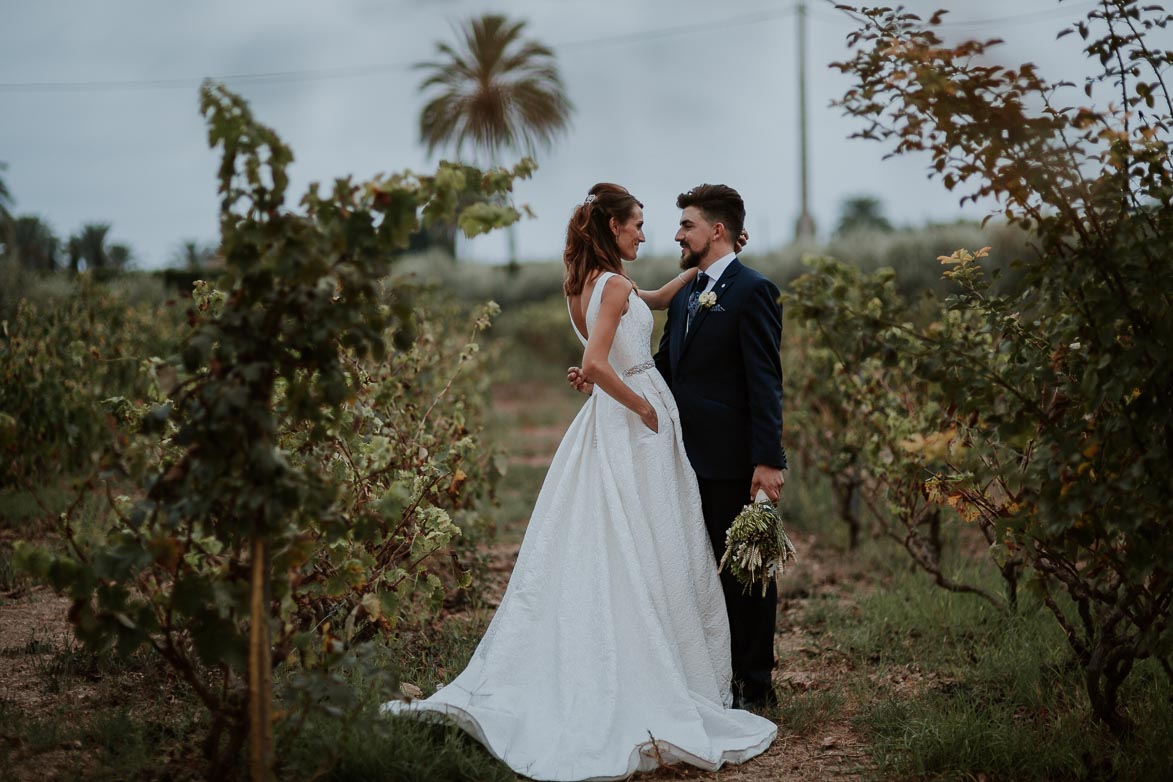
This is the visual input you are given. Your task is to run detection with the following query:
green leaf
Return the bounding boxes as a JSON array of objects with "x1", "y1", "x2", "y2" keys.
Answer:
[
  {"x1": 457, "y1": 203, "x2": 520, "y2": 238},
  {"x1": 172, "y1": 575, "x2": 212, "y2": 617}
]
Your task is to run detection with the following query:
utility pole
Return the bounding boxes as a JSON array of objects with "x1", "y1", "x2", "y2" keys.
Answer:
[{"x1": 794, "y1": 0, "x2": 817, "y2": 243}]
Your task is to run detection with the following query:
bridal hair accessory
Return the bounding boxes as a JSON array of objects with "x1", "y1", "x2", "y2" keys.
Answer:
[
  {"x1": 719, "y1": 489, "x2": 797, "y2": 596},
  {"x1": 584, "y1": 194, "x2": 597, "y2": 204}
]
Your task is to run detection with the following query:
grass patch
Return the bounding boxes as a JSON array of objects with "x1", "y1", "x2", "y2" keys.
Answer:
[
  {"x1": 490, "y1": 463, "x2": 549, "y2": 543},
  {"x1": 487, "y1": 296, "x2": 583, "y2": 385},
  {"x1": 279, "y1": 610, "x2": 515, "y2": 781},
  {"x1": 0, "y1": 485, "x2": 72, "y2": 529},
  {"x1": 287, "y1": 710, "x2": 516, "y2": 782},
  {"x1": 387, "y1": 612, "x2": 492, "y2": 695},
  {"x1": 863, "y1": 691, "x2": 1086, "y2": 780},
  {"x1": 802, "y1": 540, "x2": 1173, "y2": 781},
  {"x1": 1, "y1": 605, "x2": 501, "y2": 781},
  {"x1": 0, "y1": 656, "x2": 204, "y2": 780},
  {"x1": 0, "y1": 702, "x2": 204, "y2": 780},
  {"x1": 484, "y1": 359, "x2": 583, "y2": 547},
  {"x1": 0, "y1": 544, "x2": 27, "y2": 594},
  {"x1": 862, "y1": 660, "x2": 1173, "y2": 782},
  {"x1": 80, "y1": 706, "x2": 203, "y2": 781},
  {"x1": 33, "y1": 636, "x2": 161, "y2": 694},
  {"x1": 774, "y1": 688, "x2": 847, "y2": 738},
  {"x1": 0, "y1": 700, "x2": 68, "y2": 754}
]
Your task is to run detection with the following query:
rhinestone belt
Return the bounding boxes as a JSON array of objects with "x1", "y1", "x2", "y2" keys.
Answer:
[{"x1": 622, "y1": 360, "x2": 656, "y2": 378}]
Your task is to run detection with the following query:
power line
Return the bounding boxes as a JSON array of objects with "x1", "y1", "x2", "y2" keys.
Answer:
[
  {"x1": 813, "y1": 0, "x2": 1102, "y2": 31},
  {"x1": 935, "y1": 0, "x2": 1101, "y2": 29},
  {"x1": 0, "y1": 63, "x2": 415, "y2": 93},
  {"x1": 0, "y1": 6, "x2": 799, "y2": 94},
  {"x1": 554, "y1": 7, "x2": 798, "y2": 51},
  {"x1": 0, "y1": 2, "x2": 1111, "y2": 95}
]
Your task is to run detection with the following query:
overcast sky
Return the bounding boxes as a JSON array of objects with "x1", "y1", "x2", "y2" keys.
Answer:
[{"x1": 2, "y1": 0, "x2": 1163, "y2": 268}]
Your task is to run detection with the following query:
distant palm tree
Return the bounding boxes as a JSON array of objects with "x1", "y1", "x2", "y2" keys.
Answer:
[
  {"x1": 108, "y1": 243, "x2": 133, "y2": 270},
  {"x1": 835, "y1": 195, "x2": 894, "y2": 236},
  {"x1": 69, "y1": 222, "x2": 112, "y2": 273},
  {"x1": 173, "y1": 239, "x2": 217, "y2": 271},
  {"x1": 9, "y1": 215, "x2": 60, "y2": 272},
  {"x1": 0, "y1": 163, "x2": 14, "y2": 250},
  {"x1": 416, "y1": 14, "x2": 573, "y2": 269}
]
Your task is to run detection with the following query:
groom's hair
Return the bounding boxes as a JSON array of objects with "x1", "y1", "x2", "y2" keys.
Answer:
[{"x1": 676, "y1": 184, "x2": 745, "y2": 243}]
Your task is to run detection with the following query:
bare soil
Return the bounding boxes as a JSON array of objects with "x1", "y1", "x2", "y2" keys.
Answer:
[
  {"x1": 0, "y1": 380, "x2": 891, "y2": 781},
  {"x1": 0, "y1": 533, "x2": 877, "y2": 782}
]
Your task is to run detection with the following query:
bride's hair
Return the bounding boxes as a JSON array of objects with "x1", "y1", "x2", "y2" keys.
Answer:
[{"x1": 563, "y1": 183, "x2": 643, "y2": 297}]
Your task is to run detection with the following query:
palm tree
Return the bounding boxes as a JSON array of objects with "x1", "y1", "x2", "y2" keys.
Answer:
[
  {"x1": 0, "y1": 162, "x2": 12, "y2": 222},
  {"x1": 0, "y1": 162, "x2": 14, "y2": 252},
  {"x1": 173, "y1": 239, "x2": 217, "y2": 271},
  {"x1": 835, "y1": 195, "x2": 894, "y2": 236},
  {"x1": 69, "y1": 222, "x2": 112, "y2": 273},
  {"x1": 108, "y1": 243, "x2": 133, "y2": 271},
  {"x1": 8, "y1": 215, "x2": 60, "y2": 272},
  {"x1": 416, "y1": 14, "x2": 573, "y2": 269}
]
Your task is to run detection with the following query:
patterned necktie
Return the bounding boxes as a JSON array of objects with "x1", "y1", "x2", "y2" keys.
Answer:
[{"x1": 686, "y1": 271, "x2": 710, "y2": 332}]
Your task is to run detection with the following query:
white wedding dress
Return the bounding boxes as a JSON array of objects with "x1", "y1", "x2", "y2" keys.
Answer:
[{"x1": 382, "y1": 272, "x2": 776, "y2": 781}]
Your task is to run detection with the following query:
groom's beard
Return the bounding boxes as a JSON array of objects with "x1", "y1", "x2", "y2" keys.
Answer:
[{"x1": 678, "y1": 239, "x2": 709, "y2": 270}]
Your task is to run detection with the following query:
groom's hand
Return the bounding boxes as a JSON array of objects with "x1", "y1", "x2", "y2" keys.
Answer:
[
  {"x1": 751, "y1": 464, "x2": 785, "y2": 503},
  {"x1": 567, "y1": 366, "x2": 594, "y2": 396}
]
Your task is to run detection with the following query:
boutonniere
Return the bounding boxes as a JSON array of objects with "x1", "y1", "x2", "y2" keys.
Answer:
[{"x1": 698, "y1": 291, "x2": 723, "y2": 311}]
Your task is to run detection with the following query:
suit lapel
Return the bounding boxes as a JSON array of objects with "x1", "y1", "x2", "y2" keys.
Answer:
[{"x1": 680, "y1": 259, "x2": 743, "y2": 357}]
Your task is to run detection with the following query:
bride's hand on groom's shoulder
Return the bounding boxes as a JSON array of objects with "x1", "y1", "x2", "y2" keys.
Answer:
[{"x1": 567, "y1": 366, "x2": 594, "y2": 396}]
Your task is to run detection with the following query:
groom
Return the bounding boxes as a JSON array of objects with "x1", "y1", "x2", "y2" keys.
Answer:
[
  {"x1": 572, "y1": 184, "x2": 787, "y2": 708},
  {"x1": 659, "y1": 184, "x2": 786, "y2": 709}
]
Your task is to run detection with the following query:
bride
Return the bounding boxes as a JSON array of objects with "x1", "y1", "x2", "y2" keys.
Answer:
[{"x1": 382, "y1": 183, "x2": 776, "y2": 781}]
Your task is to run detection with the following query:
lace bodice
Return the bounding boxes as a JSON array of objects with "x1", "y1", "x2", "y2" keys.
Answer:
[{"x1": 569, "y1": 271, "x2": 655, "y2": 375}]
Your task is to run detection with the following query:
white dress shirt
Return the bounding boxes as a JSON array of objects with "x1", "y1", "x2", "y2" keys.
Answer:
[{"x1": 697, "y1": 252, "x2": 737, "y2": 293}]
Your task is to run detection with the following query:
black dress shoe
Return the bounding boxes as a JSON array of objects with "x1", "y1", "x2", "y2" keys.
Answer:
[{"x1": 734, "y1": 690, "x2": 778, "y2": 712}]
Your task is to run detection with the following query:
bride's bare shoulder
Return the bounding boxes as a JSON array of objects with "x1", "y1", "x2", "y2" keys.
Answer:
[
  {"x1": 600, "y1": 272, "x2": 633, "y2": 293},
  {"x1": 596, "y1": 273, "x2": 634, "y2": 317}
]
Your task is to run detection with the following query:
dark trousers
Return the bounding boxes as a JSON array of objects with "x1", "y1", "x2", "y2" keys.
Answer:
[{"x1": 698, "y1": 476, "x2": 778, "y2": 703}]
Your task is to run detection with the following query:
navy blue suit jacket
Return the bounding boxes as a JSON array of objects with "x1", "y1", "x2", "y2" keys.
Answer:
[{"x1": 654, "y1": 259, "x2": 787, "y2": 481}]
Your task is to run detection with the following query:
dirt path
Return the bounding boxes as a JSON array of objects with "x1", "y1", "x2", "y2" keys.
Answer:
[
  {"x1": 1, "y1": 538, "x2": 873, "y2": 782},
  {"x1": 482, "y1": 380, "x2": 875, "y2": 780},
  {"x1": 469, "y1": 528, "x2": 874, "y2": 782},
  {"x1": 0, "y1": 587, "x2": 76, "y2": 711},
  {"x1": 0, "y1": 379, "x2": 879, "y2": 781}
]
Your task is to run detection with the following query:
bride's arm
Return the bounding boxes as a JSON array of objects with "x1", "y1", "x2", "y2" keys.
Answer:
[
  {"x1": 637, "y1": 267, "x2": 697, "y2": 311},
  {"x1": 583, "y1": 276, "x2": 659, "y2": 432}
]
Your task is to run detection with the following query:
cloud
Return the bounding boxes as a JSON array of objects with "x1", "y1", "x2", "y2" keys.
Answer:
[{"x1": 3, "y1": 0, "x2": 1161, "y2": 268}]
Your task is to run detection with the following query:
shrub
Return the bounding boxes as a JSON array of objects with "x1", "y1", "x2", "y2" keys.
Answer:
[
  {"x1": 825, "y1": 0, "x2": 1173, "y2": 736},
  {"x1": 15, "y1": 81, "x2": 532, "y2": 777}
]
